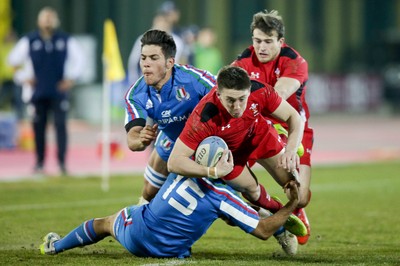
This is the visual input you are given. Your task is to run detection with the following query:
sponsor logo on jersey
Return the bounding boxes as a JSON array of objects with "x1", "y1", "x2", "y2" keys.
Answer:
[
  {"x1": 221, "y1": 124, "x2": 231, "y2": 131},
  {"x1": 175, "y1": 86, "x2": 190, "y2": 101},
  {"x1": 249, "y1": 103, "x2": 259, "y2": 116},
  {"x1": 161, "y1": 110, "x2": 171, "y2": 118},
  {"x1": 275, "y1": 68, "x2": 280, "y2": 79},
  {"x1": 157, "y1": 115, "x2": 189, "y2": 125},
  {"x1": 250, "y1": 72, "x2": 260, "y2": 79},
  {"x1": 145, "y1": 99, "x2": 153, "y2": 109}
]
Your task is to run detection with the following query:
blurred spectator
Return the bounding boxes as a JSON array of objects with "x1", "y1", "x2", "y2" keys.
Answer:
[
  {"x1": 180, "y1": 25, "x2": 199, "y2": 66},
  {"x1": 0, "y1": 30, "x2": 24, "y2": 120},
  {"x1": 193, "y1": 27, "x2": 223, "y2": 75},
  {"x1": 128, "y1": 2, "x2": 185, "y2": 84},
  {"x1": 7, "y1": 7, "x2": 85, "y2": 175},
  {"x1": 157, "y1": 0, "x2": 181, "y2": 33}
]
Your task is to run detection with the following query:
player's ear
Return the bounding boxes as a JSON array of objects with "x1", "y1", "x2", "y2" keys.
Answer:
[
  {"x1": 166, "y1": 57, "x2": 175, "y2": 70},
  {"x1": 279, "y1": 37, "x2": 285, "y2": 46}
]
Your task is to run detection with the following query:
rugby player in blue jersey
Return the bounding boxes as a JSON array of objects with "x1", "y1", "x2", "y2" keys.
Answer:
[
  {"x1": 124, "y1": 29, "x2": 216, "y2": 204},
  {"x1": 40, "y1": 173, "x2": 302, "y2": 258}
]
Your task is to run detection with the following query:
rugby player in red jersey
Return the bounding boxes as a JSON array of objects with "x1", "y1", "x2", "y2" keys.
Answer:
[
  {"x1": 170, "y1": 65, "x2": 304, "y2": 212},
  {"x1": 231, "y1": 10, "x2": 313, "y2": 244}
]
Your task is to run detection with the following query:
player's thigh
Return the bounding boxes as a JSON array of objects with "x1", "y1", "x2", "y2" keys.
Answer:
[
  {"x1": 256, "y1": 149, "x2": 292, "y2": 187},
  {"x1": 147, "y1": 148, "x2": 169, "y2": 176},
  {"x1": 225, "y1": 166, "x2": 259, "y2": 194}
]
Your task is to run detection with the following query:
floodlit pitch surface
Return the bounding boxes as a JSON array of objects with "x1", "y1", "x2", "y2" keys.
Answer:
[{"x1": 1, "y1": 160, "x2": 399, "y2": 265}]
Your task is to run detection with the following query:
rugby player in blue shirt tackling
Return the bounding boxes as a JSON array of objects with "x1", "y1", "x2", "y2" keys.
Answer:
[{"x1": 40, "y1": 173, "x2": 303, "y2": 258}]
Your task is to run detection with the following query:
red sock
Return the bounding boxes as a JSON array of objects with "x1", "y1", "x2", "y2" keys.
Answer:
[{"x1": 244, "y1": 184, "x2": 283, "y2": 213}]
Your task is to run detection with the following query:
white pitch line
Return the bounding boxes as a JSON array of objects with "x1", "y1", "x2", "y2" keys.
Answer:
[{"x1": 0, "y1": 197, "x2": 133, "y2": 212}]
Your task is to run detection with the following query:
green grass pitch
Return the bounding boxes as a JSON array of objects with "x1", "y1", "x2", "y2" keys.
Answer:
[{"x1": 1, "y1": 160, "x2": 399, "y2": 265}]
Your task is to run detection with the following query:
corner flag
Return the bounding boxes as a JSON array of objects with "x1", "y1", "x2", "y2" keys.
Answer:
[
  {"x1": 101, "y1": 19, "x2": 125, "y2": 191},
  {"x1": 103, "y1": 19, "x2": 125, "y2": 81}
]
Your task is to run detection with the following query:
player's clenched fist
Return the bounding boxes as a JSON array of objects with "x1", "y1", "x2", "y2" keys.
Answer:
[
  {"x1": 127, "y1": 124, "x2": 159, "y2": 152},
  {"x1": 139, "y1": 124, "x2": 158, "y2": 147}
]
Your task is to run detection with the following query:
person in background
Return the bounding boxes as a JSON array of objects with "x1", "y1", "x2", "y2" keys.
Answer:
[
  {"x1": 127, "y1": 1, "x2": 185, "y2": 84},
  {"x1": 231, "y1": 10, "x2": 313, "y2": 245},
  {"x1": 0, "y1": 30, "x2": 24, "y2": 120},
  {"x1": 180, "y1": 25, "x2": 199, "y2": 66},
  {"x1": 193, "y1": 26, "x2": 223, "y2": 75},
  {"x1": 7, "y1": 6, "x2": 85, "y2": 175}
]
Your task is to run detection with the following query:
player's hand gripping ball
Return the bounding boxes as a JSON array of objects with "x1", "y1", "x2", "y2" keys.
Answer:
[{"x1": 195, "y1": 136, "x2": 228, "y2": 167}]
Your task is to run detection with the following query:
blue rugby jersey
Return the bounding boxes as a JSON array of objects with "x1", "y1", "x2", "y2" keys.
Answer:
[
  {"x1": 114, "y1": 174, "x2": 260, "y2": 258},
  {"x1": 124, "y1": 64, "x2": 216, "y2": 141}
]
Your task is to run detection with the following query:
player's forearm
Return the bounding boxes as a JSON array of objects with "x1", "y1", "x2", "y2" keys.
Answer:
[
  {"x1": 255, "y1": 199, "x2": 298, "y2": 240},
  {"x1": 274, "y1": 78, "x2": 300, "y2": 100},
  {"x1": 286, "y1": 114, "x2": 304, "y2": 153},
  {"x1": 167, "y1": 156, "x2": 209, "y2": 178}
]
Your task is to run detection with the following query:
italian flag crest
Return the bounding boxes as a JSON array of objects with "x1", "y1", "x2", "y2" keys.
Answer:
[
  {"x1": 161, "y1": 138, "x2": 172, "y2": 151},
  {"x1": 176, "y1": 86, "x2": 190, "y2": 101}
]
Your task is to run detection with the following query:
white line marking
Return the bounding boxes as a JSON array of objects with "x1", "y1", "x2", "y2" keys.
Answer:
[{"x1": 0, "y1": 197, "x2": 133, "y2": 212}]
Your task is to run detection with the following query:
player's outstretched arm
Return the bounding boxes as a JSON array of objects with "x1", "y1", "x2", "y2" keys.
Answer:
[
  {"x1": 250, "y1": 180, "x2": 299, "y2": 240},
  {"x1": 274, "y1": 77, "x2": 301, "y2": 100}
]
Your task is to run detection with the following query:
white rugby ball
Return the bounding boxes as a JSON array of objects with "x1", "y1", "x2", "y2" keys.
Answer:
[{"x1": 195, "y1": 136, "x2": 228, "y2": 167}]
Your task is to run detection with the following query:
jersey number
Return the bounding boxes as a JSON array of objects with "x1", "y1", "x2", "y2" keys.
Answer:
[{"x1": 162, "y1": 175, "x2": 205, "y2": 215}]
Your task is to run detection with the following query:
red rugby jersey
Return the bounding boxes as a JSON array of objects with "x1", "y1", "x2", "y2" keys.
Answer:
[
  {"x1": 232, "y1": 44, "x2": 310, "y2": 129},
  {"x1": 179, "y1": 80, "x2": 282, "y2": 156}
]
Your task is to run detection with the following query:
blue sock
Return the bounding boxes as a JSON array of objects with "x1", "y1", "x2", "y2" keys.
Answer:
[
  {"x1": 54, "y1": 219, "x2": 101, "y2": 253},
  {"x1": 274, "y1": 226, "x2": 285, "y2": 236}
]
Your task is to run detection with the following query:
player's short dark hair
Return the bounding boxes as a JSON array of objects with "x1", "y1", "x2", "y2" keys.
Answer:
[
  {"x1": 217, "y1": 66, "x2": 251, "y2": 91},
  {"x1": 141, "y1": 29, "x2": 177, "y2": 58},
  {"x1": 250, "y1": 10, "x2": 285, "y2": 39}
]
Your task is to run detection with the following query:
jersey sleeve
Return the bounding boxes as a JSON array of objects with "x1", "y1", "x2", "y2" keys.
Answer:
[
  {"x1": 64, "y1": 37, "x2": 85, "y2": 81},
  {"x1": 124, "y1": 82, "x2": 148, "y2": 131},
  {"x1": 7, "y1": 37, "x2": 30, "y2": 67},
  {"x1": 259, "y1": 86, "x2": 283, "y2": 117},
  {"x1": 281, "y1": 56, "x2": 308, "y2": 84},
  {"x1": 178, "y1": 106, "x2": 213, "y2": 151}
]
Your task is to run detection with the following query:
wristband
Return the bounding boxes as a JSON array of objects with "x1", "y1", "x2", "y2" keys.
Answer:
[{"x1": 207, "y1": 167, "x2": 218, "y2": 179}]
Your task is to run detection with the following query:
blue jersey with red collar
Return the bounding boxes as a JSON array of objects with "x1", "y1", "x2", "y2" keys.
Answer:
[{"x1": 124, "y1": 64, "x2": 216, "y2": 141}]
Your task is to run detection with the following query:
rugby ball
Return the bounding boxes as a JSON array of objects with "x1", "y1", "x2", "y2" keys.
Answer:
[{"x1": 195, "y1": 136, "x2": 228, "y2": 167}]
